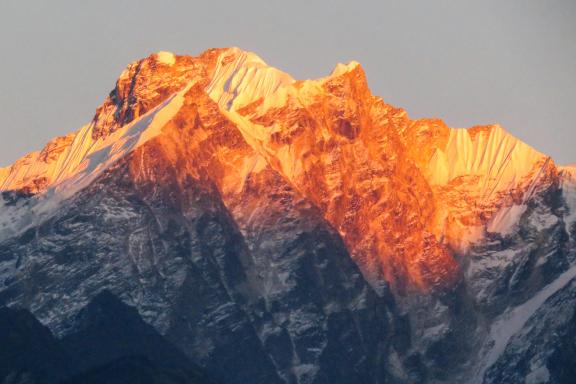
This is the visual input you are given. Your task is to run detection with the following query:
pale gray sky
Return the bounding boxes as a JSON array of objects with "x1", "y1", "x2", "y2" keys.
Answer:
[{"x1": 0, "y1": 0, "x2": 575, "y2": 166}]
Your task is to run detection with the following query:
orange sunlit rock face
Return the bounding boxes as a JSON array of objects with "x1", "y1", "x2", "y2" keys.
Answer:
[
  {"x1": 232, "y1": 64, "x2": 460, "y2": 294},
  {"x1": 0, "y1": 47, "x2": 561, "y2": 295},
  {"x1": 91, "y1": 49, "x2": 225, "y2": 140}
]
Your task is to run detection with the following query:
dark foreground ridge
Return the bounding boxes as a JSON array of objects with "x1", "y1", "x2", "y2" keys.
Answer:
[{"x1": 0, "y1": 291, "x2": 215, "y2": 384}]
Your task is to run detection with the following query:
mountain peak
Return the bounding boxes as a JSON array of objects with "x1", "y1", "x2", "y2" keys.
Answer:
[
  {"x1": 206, "y1": 47, "x2": 294, "y2": 112},
  {"x1": 330, "y1": 60, "x2": 361, "y2": 77},
  {"x1": 223, "y1": 46, "x2": 269, "y2": 65}
]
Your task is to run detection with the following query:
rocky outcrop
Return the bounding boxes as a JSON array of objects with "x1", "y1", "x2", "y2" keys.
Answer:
[{"x1": 90, "y1": 49, "x2": 224, "y2": 140}]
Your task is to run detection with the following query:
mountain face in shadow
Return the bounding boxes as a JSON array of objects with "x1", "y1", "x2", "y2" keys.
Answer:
[
  {"x1": 0, "y1": 292, "x2": 215, "y2": 384},
  {"x1": 0, "y1": 307, "x2": 68, "y2": 384}
]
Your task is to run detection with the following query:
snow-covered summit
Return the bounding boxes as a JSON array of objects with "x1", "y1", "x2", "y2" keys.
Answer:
[
  {"x1": 206, "y1": 47, "x2": 295, "y2": 111},
  {"x1": 0, "y1": 47, "x2": 569, "y2": 251},
  {"x1": 0, "y1": 48, "x2": 368, "y2": 199},
  {"x1": 330, "y1": 61, "x2": 361, "y2": 77}
]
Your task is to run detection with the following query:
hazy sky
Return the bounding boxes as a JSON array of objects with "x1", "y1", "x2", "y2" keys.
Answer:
[{"x1": 0, "y1": 0, "x2": 575, "y2": 166}]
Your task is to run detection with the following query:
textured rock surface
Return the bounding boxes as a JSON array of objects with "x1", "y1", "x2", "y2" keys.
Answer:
[{"x1": 1, "y1": 47, "x2": 576, "y2": 383}]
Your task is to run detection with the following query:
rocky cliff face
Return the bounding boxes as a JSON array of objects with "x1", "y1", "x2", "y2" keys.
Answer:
[{"x1": 1, "y1": 47, "x2": 575, "y2": 383}]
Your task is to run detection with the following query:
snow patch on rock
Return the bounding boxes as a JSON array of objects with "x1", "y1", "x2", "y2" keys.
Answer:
[
  {"x1": 487, "y1": 204, "x2": 527, "y2": 235},
  {"x1": 473, "y1": 263, "x2": 576, "y2": 383},
  {"x1": 330, "y1": 61, "x2": 360, "y2": 77},
  {"x1": 560, "y1": 165, "x2": 576, "y2": 238},
  {"x1": 428, "y1": 125, "x2": 545, "y2": 192},
  {"x1": 155, "y1": 51, "x2": 176, "y2": 66}
]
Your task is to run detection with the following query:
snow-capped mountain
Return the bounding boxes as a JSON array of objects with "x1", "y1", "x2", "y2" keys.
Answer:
[{"x1": 1, "y1": 47, "x2": 575, "y2": 384}]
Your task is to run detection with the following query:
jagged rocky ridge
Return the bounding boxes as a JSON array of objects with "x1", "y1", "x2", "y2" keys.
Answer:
[
  {"x1": 0, "y1": 291, "x2": 215, "y2": 384},
  {"x1": 0, "y1": 47, "x2": 575, "y2": 383}
]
